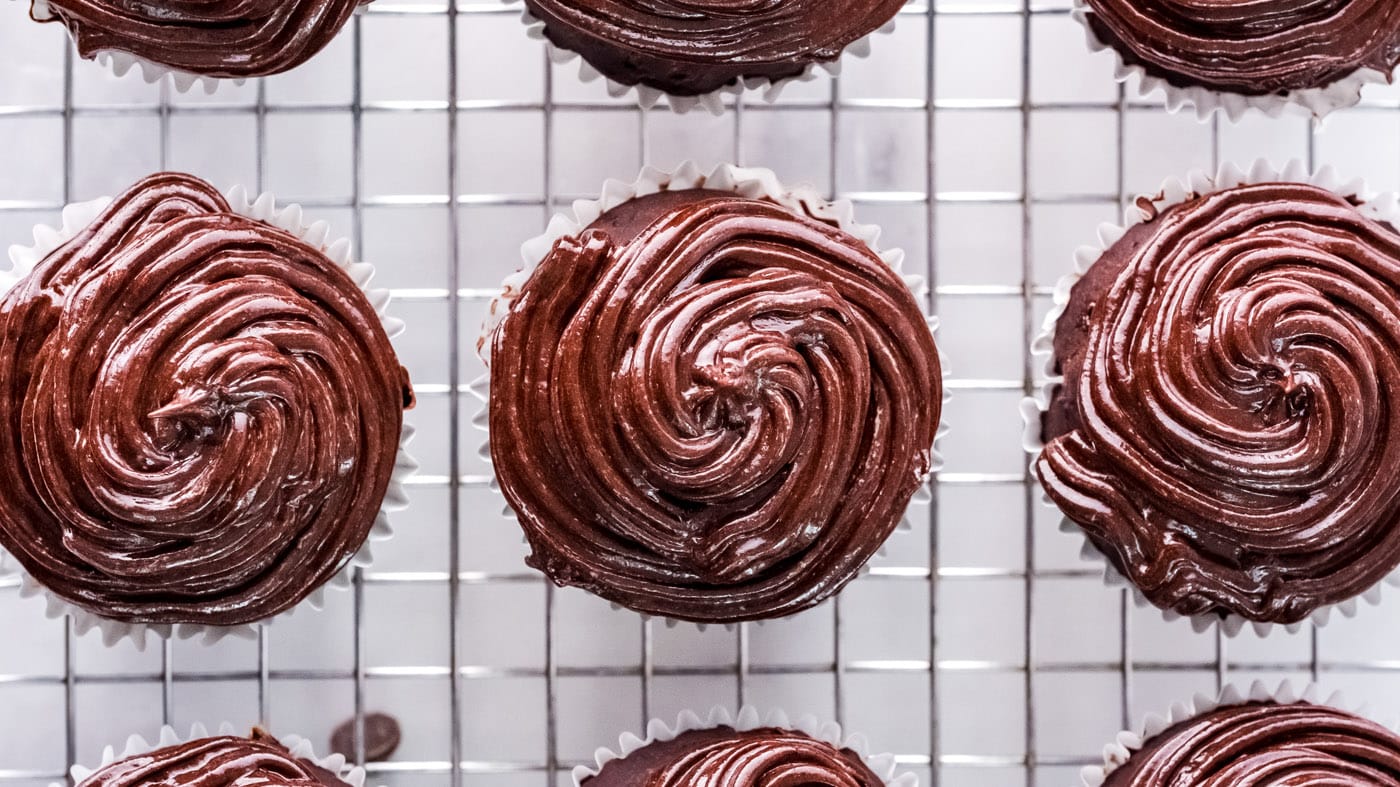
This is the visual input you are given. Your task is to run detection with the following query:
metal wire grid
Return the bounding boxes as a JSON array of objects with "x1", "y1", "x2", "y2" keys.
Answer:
[{"x1": 4, "y1": 1, "x2": 1400, "y2": 786}]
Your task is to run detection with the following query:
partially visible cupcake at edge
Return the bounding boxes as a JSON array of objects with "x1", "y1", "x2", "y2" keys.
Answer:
[
  {"x1": 577, "y1": 708, "x2": 912, "y2": 787},
  {"x1": 0, "y1": 171, "x2": 413, "y2": 637},
  {"x1": 1032, "y1": 162, "x2": 1400, "y2": 630},
  {"x1": 29, "y1": 0, "x2": 367, "y2": 83},
  {"x1": 482, "y1": 164, "x2": 942, "y2": 625},
  {"x1": 1086, "y1": 683, "x2": 1400, "y2": 786},
  {"x1": 518, "y1": 0, "x2": 902, "y2": 110},
  {"x1": 69, "y1": 727, "x2": 363, "y2": 786},
  {"x1": 1077, "y1": 0, "x2": 1400, "y2": 118}
]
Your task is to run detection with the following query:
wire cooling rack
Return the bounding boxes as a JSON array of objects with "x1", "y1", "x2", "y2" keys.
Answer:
[{"x1": 7, "y1": 1, "x2": 1400, "y2": 786}]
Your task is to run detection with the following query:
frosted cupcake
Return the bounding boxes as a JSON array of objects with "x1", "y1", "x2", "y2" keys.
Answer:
[
  {"x1": 1086, "y1": 682, "x2": 1400, "y2": 785},
  {"x1": 1027, "y1": 161, "x2": 1400, "y2": 632},
  {"x1": 576, "y1": 708, "x2": 914, "y2": 787},
  {"x1": 0, "y1": 171, "x2": 413, "y2": 643},
  {"x1": 67, "y1": 725, "x2": 368, "y2": 786},
  {"x1": 1076, "y1": 0, "x2": 1400, "y2": 118},
  {"x1": 29, "y1": 0, "x2": 367, "y2": 88},
  {"x1": 482, "y1": 164, "x2": 942, "y2": 624},
  {"x1": 518, "y1": 0, "x2": 901, "y2": 112}
]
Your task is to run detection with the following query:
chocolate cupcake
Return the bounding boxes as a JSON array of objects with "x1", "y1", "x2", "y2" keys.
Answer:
[
  {"x1": 1086, "y1": 682, "x2": 1400, "y2": 786},
  {"x1": 0, "y1": 172, "x2": 414, "y2": 646},
  {"x1": 518, "y1": 1, "x2": 900, "y2": 113},
  {"x1": 29, "y1": 0, "x2": 365, "y2": 89},
  {"x1": 1075, "y1": 0, "x2": 1400, "y2": 119},
  {"x1": 70, "y1": 725, "x2": 366, "y2": 786},
  {"x1": 575, "y1": 708, "x2": 911, "y2": 787},
  {"x1": 1024, "y1": 160, "x2": 1400, "y2": 633},
  {"x1": 481, "y1": 163, "x2": 942, "y2": 625}
]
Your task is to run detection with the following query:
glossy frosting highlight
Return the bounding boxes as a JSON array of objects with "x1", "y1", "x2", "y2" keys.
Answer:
[
  {"x1": 0, "y1": 172, "x2": 411, "y2": 626},
  {"x1": 1039, "y1": 182, "x2": 1400, "y2": 625},
  {"x1": 585, "y1": 727, "x2": 883, "y2": 787},
  {"x1": 32, "y1": 0, "x2": 364, "y2": 78},
  {"x1": 1083, "y1": 0, "x2": 1400, "y2": 95},
  {"x1": 78, "y1": 730, "x2": 348, "y2": 786},
  {"x1": 521, "y1": 0, "x2": 904, "y2": 95},
  {"x1": 1103, "y1": 702, "x2": 1400, "y2": 786},
  {"x1": 490, "y1": 189, "x2": 941, "y2": 624}
]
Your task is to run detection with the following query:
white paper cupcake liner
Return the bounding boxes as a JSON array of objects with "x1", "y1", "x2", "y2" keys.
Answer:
[
  {"x1": 58, "y1": 723, "x2": 371, "y2": 787},
  {"x1": 0, "y1": 184, "x2": 417, "y2": 650},
  {"x1": 1021, "y1": 158, "x2": 1400, "y2": 638},
  {"x1": 1083, "y1": 680, "x2": 1391, "y2": 786},
  {"x1": 1072, "y1": 0, "x2": 1394, "y2": 121},
  {"x1": 575, "y1": 706, "x2": 916, "y2": 787},
  {"x1": 29, "y1": 0, "x2": 372, "y2": 94},
  {"x1": 473, "y1": 160, "x2": 947, "y2": 629},
  {"x1": 515, "y1": 2, "x2": 897, "y2": 115}
]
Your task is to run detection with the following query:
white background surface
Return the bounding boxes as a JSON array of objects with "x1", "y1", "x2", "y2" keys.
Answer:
[{"x1": 4, "y1": 1, "x2": 1400, "y2": 785}]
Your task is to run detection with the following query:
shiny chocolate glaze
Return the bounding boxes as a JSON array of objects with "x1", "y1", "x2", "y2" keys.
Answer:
[
  {"x1": 490, "y1": 189, "x2": 941, "y2": 623},
  {"x1": 521, "y1": 0, "x2": 904, "y2": 96},
  {"x1": 1040, "y1": 182, "x2": 1400, "y2": 624},
  {"x1": 584, "y1": 727, "x2": 883, "y2": 787},
  {"x1": 32, "y1": 0, "x2": 364, "y2": 78},
  {"x1": 1103, "y1": 703, "x2": 1400, "y2": 786},
  {"x1": 78, "y1": 729, "x2": 347, "y2": 786},
  {"x1": 1083, "y1": 0, "x2": 1400, "y2": 95},
  {"x1": 0, "y1": 172, "x2": 411, "y2": 626}
]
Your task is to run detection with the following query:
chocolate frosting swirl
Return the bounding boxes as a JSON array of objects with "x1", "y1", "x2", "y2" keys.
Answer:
[
  {"x1": 490, "y1": 189, "x2": 940, "y2": 623},
  {"x1": 1103, "y1": 702, "x2": 1400, "y2": 786},
  {"x1": 78, "y1": 730, "x2": 347, "y2": 786},
  {"x1": 1039, "y1": 182, "x2": 1400, "y2": 624},
  {"x1": 521, "y1": 0, "x2": 904, "y2": 96},
  {"x1": 1083, "y1": 0, "x2": 1400, "y2": 95},
  {"x1": 0, "y1": 172, "x2": 411, "y2": 626},
  {"x1": 32, "y1": 0, "x2": 364, "y2": 78},
  {"x1": 585, "y1": 727, "x2": 883, "y2": 787}
]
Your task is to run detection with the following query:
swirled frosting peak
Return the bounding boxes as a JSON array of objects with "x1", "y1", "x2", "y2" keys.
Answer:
[
  {"x1": 1039, "y1": 182, "x2": 1400, "y2": 624},
  {"x1": 585, "y1": 727, "x2": 883, "y2": 787},
  {"x1": 78, "y1": 730, "x2": 348, "y2": 786},
  {"x1": 0, "y1": 172, "x2": 412, "y2": 626},
  {"x1": 522, "y1": 0, "x2": 904, "y2": 96},
  {"x1": 490, "y1": 189, "x2": 941, "y2": 623},
  {"x1": 1103, "y1": 702, "x2": 1400, "y2": 786},
  {"x1": 32, "y1": 0, "x2": 364, "y2": 78},
  {"x1": 1083, "y1": 0, "x2": 1400, "y2": 95}
]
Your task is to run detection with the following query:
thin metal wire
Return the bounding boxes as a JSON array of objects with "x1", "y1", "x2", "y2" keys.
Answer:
[
  {"x1": 1018, "y1": 0, "x2": 1037, "y2": 781},
  {"x1": 252, "y1": 71, "x2": 275, "y2": 733},
  {"x1": 350, "y1": 11, "x2": 369, "y2": 771},
  {"x1": 924, "y1": 1, "x2": 941, "y2": 782},
  {"x1": 158, "y1": 77, "x2": 177, "y2": 732},
  {"x1": 1305, "y1": 121, "x2": 1323, "y2": 689},
  {"x1": 1115, "y1": 81, "x2": 1131, "y2": 735},
  {"x1": 829, "y1": 60, "x2": 847, "y2": 733},
  {"x1": 541, "y1": 39, "x2": 560, "y2": 787},
  {"x1": 447, "y1": 0, "x2": 465, "y2": 782},
  {"x1": 1207, "y1": 115, "x2": 1229, "y2": 698},
  {"x1": 61, "y1": 40, "x2": 78, "y2": 786},
  {"x1": 733, "y1": 93, "x2": 752, "y2": 716}
]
